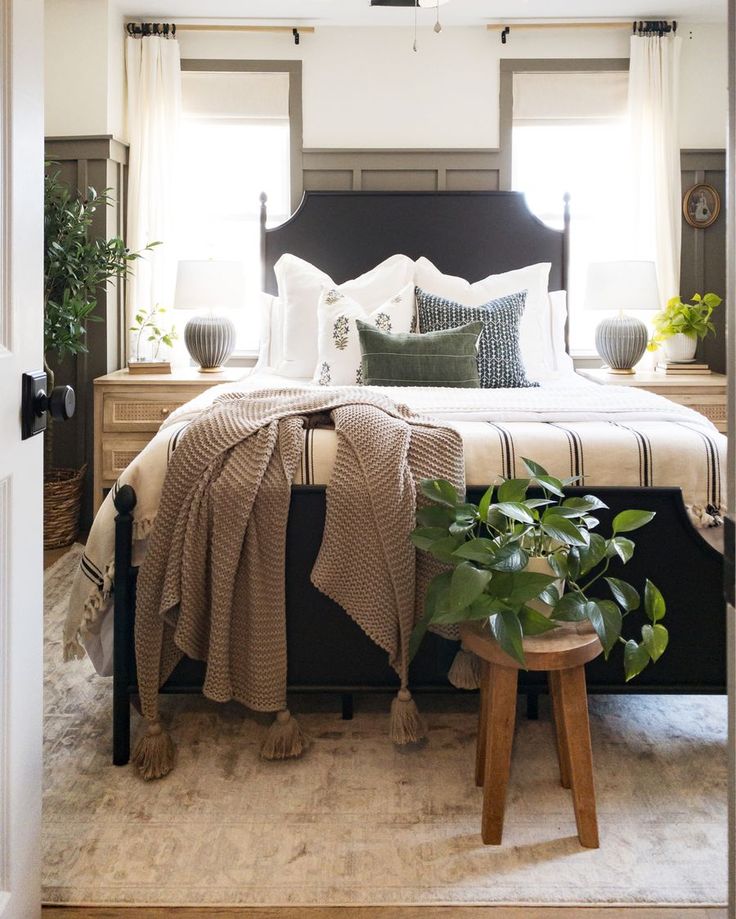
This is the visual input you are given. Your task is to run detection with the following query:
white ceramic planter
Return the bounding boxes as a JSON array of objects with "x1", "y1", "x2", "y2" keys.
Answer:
[
  {"x1": 525, "y1": 555, "x2": 564, "y2": 617},
  {"x1": 662, "y1": 332, "x2": 698, "y2": 362}
]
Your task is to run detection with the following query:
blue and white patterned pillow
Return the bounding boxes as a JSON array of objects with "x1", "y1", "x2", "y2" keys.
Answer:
[{"x1": 416, "y1": 287, "x2": 539, "y2": 389}]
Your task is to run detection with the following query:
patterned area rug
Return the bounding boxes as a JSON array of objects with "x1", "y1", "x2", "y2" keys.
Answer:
[{"x1": 44, "y1": 546, "x2": 727, "y2": 907}]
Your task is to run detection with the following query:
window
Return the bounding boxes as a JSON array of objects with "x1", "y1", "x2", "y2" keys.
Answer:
[
  {"x1": 175, "y1": 71, "x2": 292, "y2": 353},
  {"x1": 511, "y1": 70, "x2": 630, "y2": 351}
]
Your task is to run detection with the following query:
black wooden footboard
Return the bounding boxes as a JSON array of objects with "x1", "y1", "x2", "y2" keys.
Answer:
[{"x1": 112, "y1": 484, "x2": 725, "y2": 766}]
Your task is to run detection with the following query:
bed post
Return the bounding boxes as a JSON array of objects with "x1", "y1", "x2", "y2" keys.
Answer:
[
  {"x1": 260, "y1": 191, "x2": 268, "y2": 293},
  {"x1": 112, "y1": 484, "x2": 137, "y2": 766},
  {"x1": 562, "y1": 192, "x2": 571, "y2": 354}
]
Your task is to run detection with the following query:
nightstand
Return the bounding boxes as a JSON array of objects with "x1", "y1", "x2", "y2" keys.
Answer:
[
  {"x1": 93, "y1": 367, "x2": 247, "y2": 513},
  {"x1": 577, "y1": 368, "x2": 727, "y2": 434}
]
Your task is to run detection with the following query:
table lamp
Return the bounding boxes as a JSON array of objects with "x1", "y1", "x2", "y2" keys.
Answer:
[
  {"x1": 585, "y1": 260, "x2": 659, "y2": 375},
  {"x1": 174, "y1": 260, "x2": 246, "y2": 372}
]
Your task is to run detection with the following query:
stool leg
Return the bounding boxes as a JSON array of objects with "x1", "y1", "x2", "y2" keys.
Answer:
[
  {"x1": 556, "y1": 665, "x2": 599, "y2": 848},
  {"x1": 475, "y1": 661, "x2": 489, "y2": 787},
  {"x1": 548, "y1": 671, "x2": 571, "y2": 789},
  {"x1": 481, "y1": 663, "x2": 518, "y2": 845}
]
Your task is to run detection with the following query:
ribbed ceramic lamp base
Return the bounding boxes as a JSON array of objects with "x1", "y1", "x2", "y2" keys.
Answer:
[
  {"x1": 594, "y1": 314, "x2": 648, "y2": 373},
  {"x1": 184, "y1": 315, "x2": 236, "y2": 372}
]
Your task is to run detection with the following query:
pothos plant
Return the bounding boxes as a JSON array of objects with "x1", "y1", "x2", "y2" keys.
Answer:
[
  {"x1": 410, "y1": 458, "x2": 668, "y2": 681},
  {"x1": 648, "y1": 291, "x2": 722, "y2": 349}
]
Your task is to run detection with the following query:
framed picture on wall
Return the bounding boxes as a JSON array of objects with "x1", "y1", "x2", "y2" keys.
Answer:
[{"x1": 683, "y1": 183, "x2": 721, "y2": 229}]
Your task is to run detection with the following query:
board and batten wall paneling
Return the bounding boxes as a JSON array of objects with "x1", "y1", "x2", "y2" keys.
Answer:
[
  {"x1": 302, "y1": 149, "x2": 500, "y2": 193},
  {"x1": 680, "y1": 150, "x2": 727, "y2": 373},
  {"x1": 44, "y1": 135, "x2": 128, "y2": 528}
]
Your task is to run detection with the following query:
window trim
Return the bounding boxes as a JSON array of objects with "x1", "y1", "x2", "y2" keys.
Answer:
[
  {"x1": 180, "y1": 58, "x2": 303, "y2": 213},
  {"x1": 499, "y1": 58, "x2": 630, "y2": 191}
]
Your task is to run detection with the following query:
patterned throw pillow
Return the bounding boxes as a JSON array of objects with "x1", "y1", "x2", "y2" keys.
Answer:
[
  {"x1": 357, "y1": 320, "x2": 483, "y2": 388},
  {"x1": 313, "y1": 281, "x2": 416, "y2": 385},
  {"x1": 416, "y1": 287, "x2": 539, "y2": 389}
]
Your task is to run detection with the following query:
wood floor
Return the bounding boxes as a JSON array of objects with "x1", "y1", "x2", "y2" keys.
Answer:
[{"x1": 41, "y1": 908, "x2": 728, "y2": 918}]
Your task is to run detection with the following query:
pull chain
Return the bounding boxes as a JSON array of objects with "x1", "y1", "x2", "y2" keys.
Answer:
[{"x1": 413, "y1": 0, "x2": 418, "y2": 51}]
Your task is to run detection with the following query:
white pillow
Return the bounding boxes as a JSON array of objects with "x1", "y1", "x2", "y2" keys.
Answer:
[
  {"x1": 414, "y1": 258, "x2": 553, "y2": 374},
  {"x1": 314, "y1": 281, "x2": 416, "y2": 386},
  {"x1": 254, "y1": 292, "x2": 279, "y2": 370},
  {"x1": 549, "y1": 290, "x2": 574, "y2": 373},
  {"x1": 274, "y1": 253, "x2": 415, "y2": 377}
]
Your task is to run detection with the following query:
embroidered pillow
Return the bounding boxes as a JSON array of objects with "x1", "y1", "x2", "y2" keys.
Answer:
[
  {"x1": 357, "y1": 320, "x2": 483, "y2": 388},
  {"x1": 314, "y1": 282, "x2": 416, "y2": 385},
  {"x1": 416, "y1": 287, "x2": 538, "y2": 389}
]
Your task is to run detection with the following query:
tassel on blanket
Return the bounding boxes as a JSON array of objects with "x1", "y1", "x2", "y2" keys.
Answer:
[
  {"x1": 63, "y1": 636, "x2": 87, "y2": 662},
  {"x1": 132, "y1": 720, "x2": 175, "y2": 780},
  {"x1": 390, "y1": 688, "x2": 426, "y2": 745},
  {"x1": 260, "y1": 709, "x2": 308, "y2": 761},
  {"x1": 448, "y1": 644, "x2": 482, "y2": 690}
]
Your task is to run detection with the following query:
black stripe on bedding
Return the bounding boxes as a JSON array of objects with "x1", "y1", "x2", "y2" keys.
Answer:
[
  {"x1": 80, "y1": 552, "x2": 104, "y2": 588},
  {"x1": 548, "y1": 423, "x2": 584, "y2": 480},
  {"x1": 487, "y1": 422, "x2": 515, "y2": 478},
  {"x1": 675, "y1": 421, "x2": 721, "y2": 510},
  {"x1": 612, "y1": 422, "x2": 652, "y2": 486}
]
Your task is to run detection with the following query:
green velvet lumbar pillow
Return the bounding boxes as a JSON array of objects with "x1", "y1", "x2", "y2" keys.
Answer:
[{"x1": 356, "y1": 318, "x2": 483, "y2": 387}]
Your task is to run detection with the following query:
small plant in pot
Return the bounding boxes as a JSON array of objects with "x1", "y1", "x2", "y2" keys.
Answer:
[
  {"x1": 410, "y1": 458, "x2": 668, "y2": 681},
  {"x1": 648, "y1": 291, "x2": 722, "y2": 362},
  {"x1": 44, "y1": 166, "x2": 158, "y2": 548}
]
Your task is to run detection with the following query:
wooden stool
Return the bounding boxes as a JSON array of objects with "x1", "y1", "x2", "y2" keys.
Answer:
[{"x1": 460, "y1": 620, "x2": 603, "y2": 849}]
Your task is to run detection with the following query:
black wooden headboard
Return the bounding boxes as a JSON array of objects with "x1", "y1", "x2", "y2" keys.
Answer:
[{"x1": 260, "y1": 189, "x2": 569, "y2": 296}]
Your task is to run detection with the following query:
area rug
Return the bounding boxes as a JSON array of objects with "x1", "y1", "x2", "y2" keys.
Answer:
[{"x1": 43, "y1": 546, "x2": 727, "y2": 907}]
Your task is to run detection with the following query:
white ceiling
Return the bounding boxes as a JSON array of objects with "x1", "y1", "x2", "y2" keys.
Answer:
[{"x1": 118, "y1": 0, "x2": 726, "y2": 26}]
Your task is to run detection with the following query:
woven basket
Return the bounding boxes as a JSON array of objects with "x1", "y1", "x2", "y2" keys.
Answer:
[{"x1": 44, "y1": 464, "x2": 87, "y2": 549}]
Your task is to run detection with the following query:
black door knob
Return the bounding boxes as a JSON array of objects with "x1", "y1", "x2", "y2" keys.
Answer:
[{"x1": 33, "y1": 385, "x2": 75, "y2": 421}]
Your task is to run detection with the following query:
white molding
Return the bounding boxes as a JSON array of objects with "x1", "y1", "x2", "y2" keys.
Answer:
[
  {"x1": 0, "y1": 475, "x2": 10, "y2": 897},
  {"x1": 0, "y1": 0, "x2": 9, "y2": 359}
]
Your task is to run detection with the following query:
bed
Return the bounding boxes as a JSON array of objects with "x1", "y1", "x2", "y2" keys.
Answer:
[{"x1": 64, "y1": 190, "x2": 726, "y2": 767}]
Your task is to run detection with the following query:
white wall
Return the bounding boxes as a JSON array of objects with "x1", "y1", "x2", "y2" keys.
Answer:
[{"x1": 45, "y1": 10, "x2": 727, "y2": 150}]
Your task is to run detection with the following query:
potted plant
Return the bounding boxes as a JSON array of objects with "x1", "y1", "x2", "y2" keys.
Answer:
[
  {"x1": 410, "y1": 458, "x2": 667, "y2": 681},
  {"x1": 649, "y1": 291, "x2": 722, "y2": 362},
  {"x1": 128, "y1": 303, "x2": 178, "y2": 373},
  {"x1": 44, "y1": 166, "x2": 157, "y2": 548}
]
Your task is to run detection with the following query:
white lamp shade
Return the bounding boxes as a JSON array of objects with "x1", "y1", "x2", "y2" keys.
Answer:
[
  {"x1": 174, "y1": 260, "x2": 246, "y2": 311},
  {"x1": 585, "y1": 261, "x2": 660, "y2": 312}
]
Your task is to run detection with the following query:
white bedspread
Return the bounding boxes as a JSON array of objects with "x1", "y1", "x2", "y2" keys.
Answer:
[{"x1": 65, "y1": 369, "x2": 726, "y2": 677}]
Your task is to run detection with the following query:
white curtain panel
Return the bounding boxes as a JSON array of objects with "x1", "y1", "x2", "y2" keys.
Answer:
[
  {"x1": 125, "y1": 36, "x2": 182, "y2": 360},
  {"x1": 628, "y1": 34, "x2": 682, "y2": 303}
]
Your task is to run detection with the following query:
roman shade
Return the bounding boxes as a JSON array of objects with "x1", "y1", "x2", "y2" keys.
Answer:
[
  {"x1": 181, "y1": 71, "x2": 290, "y2": 119},
  {"x1": 513, "y1": 71, "x2": 628, "y2": 125}
]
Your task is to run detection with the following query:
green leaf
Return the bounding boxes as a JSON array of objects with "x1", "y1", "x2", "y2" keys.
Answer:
[
  {"x1": 525, "y1": 498, "x2": 555, "y2": 509},
  {"x1": 416, "y1": 504, "x2": 452, "y2": 529},
  {"x1": 577, "y1": 533, "x2": 607, "y2": 575},
  {"x1": 641, "y1": 623, "x2": 669, "y2": 662},
  {"x1": 503, "y1": 571, "x2": 558, "y2": 605},
  {"x1": 410, "y1": 527, "x2": 448, "y2": 551},
  {"x1": 521, "y1": 457, "x2": 548, "y2": 477},
  {"x1": 604, "y1": 577, "x2": 640, "y2": 612},
  {"x1": 419, "y1": 478, "x2": 460, "y2": 507},
  {"x1": 644, "y1": 579, "x2": 666, "y2": 622},
  {"x1": 426, "y1": 534, "x2": 466, "y2": 564},
  {"x1": 478, "y1": 485, "x2": 494, "y2": 522},
  {"x1": 494, "y1": 502, "x2": 535, "y2": 524},
  {"x1": 585, "y1": 599, "x2": 622, "y2": 657},
  {"x1": 488, "y1": 543, "x2": 529, "y2": 572},
  {"x1": 519, "y1": 605, "x2": 559, "y2": 635},
  {"x1": 490, "y1": 610, "x2": 526, "y2": 667},
  {"x1": 541, "y1": 513, "x2": 589, "y2": 547},
  {"x1": 449, "y1": 503, "x2": 479, "y2": 535},
  {"x1": 498, "y1": 478, "x2": 530, "y2": 502},
  {"x1": 452, "y1": 538, "x2": 495, "y2": 563},
  {"x1": 538, "y1": 583, "x2": 560, "y2": 606},
  {"x1": 449, "y1": 562, "x2": 492, "y2": 613},
  {"x1": 624, "y1": 639, "x2": 650, "y2": 681},
  {"x1": 612, "y1": 509, "x2": 656, "y2": 534},
  {"x1": 548, "y1": 552, "x2": 568, "y2": 579},
  {"x1": 609, "y1": 536, "x2": 635, "y2": 564},
  {"x1": 563, "y1": 494, "x2": 609, "y2": 513},
  {"x1": 535, "y1": 475, "x2": 566, "y2": 498},
  {"x1": 409, "y1": 571, "x2": 452, "y2": 659},
  {"x1": 553, "y1": 592, "x2": 588, "y2": 621}
]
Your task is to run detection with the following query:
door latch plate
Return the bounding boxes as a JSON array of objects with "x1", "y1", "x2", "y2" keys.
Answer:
[{"x1": 21, "y1": 370, "x2": 47, "y2": 440}]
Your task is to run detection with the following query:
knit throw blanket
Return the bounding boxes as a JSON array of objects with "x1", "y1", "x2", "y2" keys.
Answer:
[{"x1": 131, "y1": 387, "x2": 464, "y2": 779}]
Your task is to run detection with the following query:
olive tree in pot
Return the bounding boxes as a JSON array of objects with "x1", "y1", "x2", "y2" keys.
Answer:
[
  {"x1": 44, "y1": 166, "x2": 157, "y2": 548},
  {"x1": 410, "y1": 458, "x2": 667, "y2": 682}
]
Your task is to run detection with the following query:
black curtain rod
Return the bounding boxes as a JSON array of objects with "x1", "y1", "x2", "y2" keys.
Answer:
[
  {"x1": 126, "y1": 22, "x2": 177, "y2": 38},
  {"x1": 632, "y1": 20, "x2": 677, "y2": 36}
]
